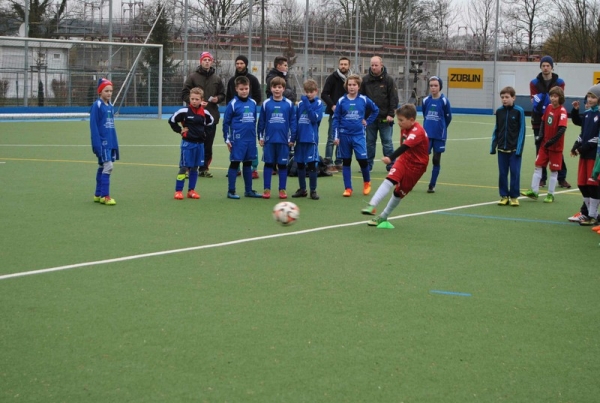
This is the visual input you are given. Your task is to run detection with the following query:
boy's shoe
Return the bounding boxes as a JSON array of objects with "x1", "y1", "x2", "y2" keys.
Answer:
[
  {"x1": 279, "y1": 189, "x2": 287, "y2": 199},
  {"x1": 498, "y1": 196, "x2": 509, "y2": 206},
  {"x1": 187, "y1": 190, "x2": 200, "y2": 199},
  {"x1": 100, "y1": 196, "x2": 116, "y2": 205},
  {"x1": 174, "y1": 191, "x2": 184, "y2": 200},
  {"x1": 580, "y1": 216, "x2": 599, "y2": 226},
  {"x1": 510, "y1": 197, "x2": 520, "y2": 206},
  {"x1": 310, "y1": 191, "x2": 320, "y2": 200},
  {"x1": 244, "y1": 190, "x2": 263, "y2": 198},
  {"x1": 520, "y1": 189, "x2": 539, "y2": 200},
  {"x1": 591, "y1": 224, "x2": 600, "y2": 232},
  {"x1": 427, "y1": 186, "x2": 435, "y2": 193},
  {"x1": 93, "y1": 195, "x2": 101, "y2": 203},
  {"x1": 199, "y1": 170, "x2": 213, "y2": 178},
  {"x1": 327, "y1": 165, "x2": 338, "y2": 173},
  {"x1": 363, "y1": 181, "x2": 371, "y2": 195},
  {"x1": 252, "y1": 171, "x2": 259, "y2": 179},
  {"x1": 543, "y1": 194, "x2": 554, "y2": 203},
  {"x1": 568, "y1": 212, "x2": 583, "y2": 222},
  {"x1": 335, "y1": 164, "x2": 343, "y2": 171},
  {"x1": 361, "y1": 205, "x2": 376, "y2": 215},
  {"x1": 227, "y1": 191, "x2": 240, "y2": 199},
  {"x1": 262, "y1": 189, "x2": 271, "y2": 199},
  {"x1": 291, "y1": 188, "x2": 308, "y2": 198},
  {"x1": 343, "y1": 188, "x2": 353, "y2": 197},
  {"x1": 558, "y1": 180, "x2": 571, "y2": 188},
  {"x1": 367, "y1": 216, "x2": 387, "y2": 226}
]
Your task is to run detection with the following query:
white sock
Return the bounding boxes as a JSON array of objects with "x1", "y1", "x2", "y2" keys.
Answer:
[
  {"x1": 548, "y1": 171, "x2": 558, "y2": 194},
  {"x1": 369, "y1": 179, "x2": 394, "y2": 207},
  {"x1": 381, "y1": 195, "x2": 401, "y2": 219},
  {"x1": 531, "y1": 167, "x2": 542, "y2": 192},
  {"x1": 589, "y1": 198, "x2": 600, "y2": 219},
  {"x1": 584, "y1": 197, "x2": 591, "y2": 215}
]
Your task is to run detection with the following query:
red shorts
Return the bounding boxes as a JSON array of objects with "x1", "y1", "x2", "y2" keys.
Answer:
[
  {"x1": 535, "y1": 147, "x2": 563, "y2": 171},
  {"x1": 578, "y1": 158, "x2": 599, "y2": 186},
  {"x1": 386, "y1": 161, "x2": 427, "y2": 198}
]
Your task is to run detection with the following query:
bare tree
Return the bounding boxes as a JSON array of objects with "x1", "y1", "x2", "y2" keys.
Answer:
[
  {"x1": 504, "y1": 0, "x2": 550, "y2": 58},
  {"x1": 9, "y1": 0, "x2": 68, "y2": 38},
  {"x1": 467, "y1": 0, "x2": 497, "y2": 60}
]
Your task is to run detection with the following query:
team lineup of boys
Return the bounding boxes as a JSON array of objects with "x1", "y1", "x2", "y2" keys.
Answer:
[{"x1": 91, "y1": 53, "x2": 600, "y2": 232}]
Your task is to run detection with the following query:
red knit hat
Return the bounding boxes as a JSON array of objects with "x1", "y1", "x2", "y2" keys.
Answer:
[
  {"x1": 97, "y1": 78, "x2": 113, "y2": 94},
  {"x1": 200, "y1": 52, "x2": 214, "y2": 62}
]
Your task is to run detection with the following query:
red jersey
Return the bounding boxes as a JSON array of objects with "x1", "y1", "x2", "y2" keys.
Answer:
[
  {"x1": 541, "y1": 104, "x2": 568, "y2": 152},
  {"x1": 400, "y1": 121, "x2": 429, "y2": 170}
]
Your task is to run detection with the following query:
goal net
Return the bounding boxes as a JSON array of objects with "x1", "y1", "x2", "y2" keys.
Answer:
[{"x1": 0, "y1": 36, "x2": 164, "y2": 119}]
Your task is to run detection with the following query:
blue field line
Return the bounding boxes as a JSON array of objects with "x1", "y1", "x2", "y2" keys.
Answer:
[
  {"x1": 436, "y1": 211, "x2": 573, "y2": 225},
  {"x1": 430, "y1": 290, "x2": 472, "y2": 297}
]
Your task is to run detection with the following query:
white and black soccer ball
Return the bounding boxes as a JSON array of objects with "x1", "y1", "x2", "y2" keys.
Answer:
[{"x1": 272, "y1": 202, "x2": 300, "y2": 225}]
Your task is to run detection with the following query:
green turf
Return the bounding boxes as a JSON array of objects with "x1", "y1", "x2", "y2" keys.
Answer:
[{"x1": 0, "y1": 116, "x2": 598, "y2": 402}]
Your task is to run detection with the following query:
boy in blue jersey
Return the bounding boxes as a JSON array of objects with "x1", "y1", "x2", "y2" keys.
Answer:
[
  {"x1": 223, "y1": 76, "x2": 263, "y2": 199},
  {"x1": 490, "y1": 86, "x2": 526, "y2": 207},
  {"x1": 258, "y1": 76, "x2": 297, "y2": 199},
  {"x1": 291, "y1": 79, "x2": 323, "y2": 200},
  {"x1": 332, "y1": 74, "x2": 379, "y2": 197},
  {"x1": 422, "y1": 76, "x2": 452, "y2": 193},
  {"x1": 90, "y1": 78, "x2": 119, "y2": 206},
  {"x1": 168, "y1": 87, "x2": 214, "y2": 200}
]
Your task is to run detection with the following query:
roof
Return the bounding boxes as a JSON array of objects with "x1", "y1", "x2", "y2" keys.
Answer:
[{"x1": 0, "y1": 38, "x2": 73, "y2": 49}]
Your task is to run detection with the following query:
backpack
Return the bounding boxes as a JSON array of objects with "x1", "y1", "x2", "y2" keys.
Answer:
[{"x1": 287, "y1": 156, "x2": 332, "y2": 177}]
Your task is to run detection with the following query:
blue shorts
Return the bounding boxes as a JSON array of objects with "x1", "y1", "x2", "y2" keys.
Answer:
[
  {"x1": 230, "y1": 140, "x2": 258, "y2": 162},
  {"x1": 337, "y1": 135, "x2": 367, "y2": 160},
  {"x1": 96, "y1": 148, "x2": 118, "y2": 165},
  {"x1": 428, "y1": 138, "x2": 446, "y2": 154},
  {"x1": 263, "y1": 143, "x2": 290, "y2": 165},
  {"x1": 179, "y1": 140, "x2": 204, "y2": 168},
  {"x1": 294, "y1": 143, "x2": 319, "y2": 164}
]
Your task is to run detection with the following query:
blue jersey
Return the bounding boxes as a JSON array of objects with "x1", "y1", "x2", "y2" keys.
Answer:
[
  {"x1": 257, "y1": 97, "x2": 296, "y2": 144},
  {"x1": 223, "y1": 96, "x2": 257, "y2": 144},
  {"x1": 296, "y1": 95, "x2": 323, "y2": 144},
  {"x1": 332, "y1": 94, "x2": 379, "y2": 139},
  {"x1": 90, "y1": 98, "x2": 119, "y2": 160},
  {"x1": 422, "y1": 94, "x2": 452, "y2": 141}
]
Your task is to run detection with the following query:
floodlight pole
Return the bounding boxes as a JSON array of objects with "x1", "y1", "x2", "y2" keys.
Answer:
[
  {"x1": 184, "y1": 0, "x2": 189, "y2": 76},
  {"x1": 248, "y1": 0, "x2": 252, "y2": 66},
  {"x1": 108, "y1": 0, "x2": 113, "y2": 80},
  {"x1": 492, "y1": 0, "x2": 500, "y2": 110},
  {"x1": 405, "y1": 0, "x2": 412, "y2": 104},
  {"x1": 354, "y1": 1, "x2": 359, "y2": 69},
  {"x1": 24, "y1": 0, "x2": 29, "y2": 107},
  {"x1": 304, "y1": 0, "x2": 309, "y2": 81}
]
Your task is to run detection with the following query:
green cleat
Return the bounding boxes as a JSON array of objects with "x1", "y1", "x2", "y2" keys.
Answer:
[
  {"x1": 498, "y1": 196, "x2": 509, "y2": 206},
  {"x1": 543, "y1": 194, "x2": 555, "y2": 203},
  {"x1": 100, "y1": 196, "x2": 116, "y2": 205},
  {"x1": 361, "y1": 205, "x2": 376, "y2": 215},
  {"x1": 520, "y1": 189, "x2": 539, "y2": 200},
  {"x1": 93, "y1": 195, "x2": 101, "y2": 203},
  {"x1": 367, "y1": 216, "x2": 387, "y2": 226}
]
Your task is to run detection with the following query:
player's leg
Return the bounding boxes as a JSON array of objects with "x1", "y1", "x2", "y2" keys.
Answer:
[
  {"x1": 199, "y1": 125, "x2": 216, "y2": 177},
  {"x1": 374, "y1": 166, "x2": 424, "y2": 226},
  {"x1": 497, "y1": 151, "x2": 510, "y2": 199},
  {"x1": 185, "y1": 143, "x2": 202, "y2": 199},
  {"x1": 307, "y1": 144, "x2": 319, "y2": 199},
  {"x1": 227, "y1": 160, "x2": 241, "y2": 199},
  {"x1": 94, "y1": 163, "x2": 103, "y2": 202},
  {"x1": 277, "y1": 144, "x2": 289, "y2": 199},
  {"x1": 508, "y1": 151, "x2": 522, "y2": 206},
  {"x1": 99, "y1": 153, "x2": 116, "y2": 205},
  {"x1": 545, "y1": 151, "x2": 562, "y2": 201},
  {"x1": 293, "y1": 144, "x2": 308, "y2": 196},
  {"x1": 534, "y1": 128, "x2": 547, "y2": 186},
  {"x1": 353, "y1": 136, "x2": 371, "y2": 194},
  {"x1": 262, "y1": 143, "x2": 274, "y2": 197},
  {"x1": 324, "y1": 116, "x2": 335, "y2": 170},
  {"x1": 428, "y1": 139, "x2": 444, "y2": 192},
  {"x1": 338, "y1": 135, "x2": 353, "y2": 195},
  {"x1": 174, "y1": 145, "x2": 190, "y2": 199}
]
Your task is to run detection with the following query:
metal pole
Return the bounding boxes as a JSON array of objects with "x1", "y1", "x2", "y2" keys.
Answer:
[
  {"x1": 108, "y1": 0, "x2": 113, "y2": 81},
  {"x1": 304, "y1": 0, "x2": 309, "y2": 81},
  {"x1": 492, "y1": 0, "x2": 500, "y2": 110},
  {"x1": 248, "y1": 0, "x2": 252, "y2": 66},
  {"x1": 261, "y1": 0, "x2": 265, "y2": 86},
  {"x1": 24, "y1": 0, "x2": 29, "y2": 107},
  {"x1": 184, "y1": 0, "x2": 188, "y2": 76},
  {"x1": 158, "y1": 46, "x2": 163, "y2": 119},
  {"x1": 354, "y1": 1, "x2": 359, "y2": 69},
  {"x1": 405, "y1": 0, "x2": 412, "y2": 104}
]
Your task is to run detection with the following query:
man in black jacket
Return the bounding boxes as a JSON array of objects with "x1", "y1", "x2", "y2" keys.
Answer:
[
  {"x1": 360, "y1": 56, "x2": 399, "y2": 171},
  {"x1": 321, "y1": 56, "x2": 351, "y2": 172},
  {"x1": 265, "y1": 56, "x2": 296, "y2": 102}
]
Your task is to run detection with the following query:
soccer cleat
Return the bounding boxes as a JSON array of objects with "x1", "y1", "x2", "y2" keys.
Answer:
[
  {"x1": 510, "y1": 197, "x2": 520, "y2": 206},
  {"x1": 427, "y1": 186, "x2": 435, "y2": 193},
  {"x1": 343, "y1": 188, "x2": 353, "y2": 197},
  {"x1": 199, "y1": 170, "x2": 213, "y2": 178},
  {"x1": 558, "y1": 180, "x2": 571, "y2": 188},
  {"x1": 568, "y1": 212, "x2": 583, "y2": 222},
  {"x1": 543, "y1": 194, "x2": 554, "y2": 203},
  {"x1": 244, "y1": 190, "x2": 263, "y2": 198},
  {"x1": 187, "y1": 190, "x2": 200, "y2": 199},
  {"x1": 361, "y1": 205, "x2": 376, "y2": 215},
  {"x1": 367, "y1": 216, "x2": 387, "y2": 226},
  {"x1": 363, "y1": 181, "x2": 371, "y2": 195},
  {"x1": 291, "y1": 188, "x2": 308, "y2": 198},
  {"x1": 520, "y1": 189, "x2": 539, "y2": 200},
  {"x1": 579, "y1": 216, "x2": 599, "y2": 226},
  {"x1": 279, "y1": 189, "x2": 287, "y2": 199},
  {"x1": 100, "y1": 196, "x2": 116, "y2": 205},
  {"x1": 227, "y1": 191, "x2": 240, "y2": 199},
  {"x1": 310, "y1": 191, "x2": 320, "y2": 200},
  {"x1": 93, "y1": 195, "x2": 101, "y2": 203},
  {"x1": 252, "y1": 170, "x2": 259, "y2": 179},
  {"x1": 498, "y1": 197, "x2": 509, "y2": 206},
  {"x1": 174, "y1": 191, "x2": 184, "y2": 200},
  {"x1": 262, "y1": 189, "x2": 271, "y2": 199}
]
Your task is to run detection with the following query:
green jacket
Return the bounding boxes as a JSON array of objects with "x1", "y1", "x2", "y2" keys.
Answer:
[{"x1": 182, "y1": 66, "x2": 226, "y2": 122}]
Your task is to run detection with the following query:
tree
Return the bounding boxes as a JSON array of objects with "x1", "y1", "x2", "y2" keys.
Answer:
[
  {"x1": 9, "y1": 0, "x2": 67, "y2": 38},
  {"x1": 467, "y1": 0, "x2": 497, "y2": 60},
  {"x1": 504, "y1": 0, "x2": 550, "y2": 58}
]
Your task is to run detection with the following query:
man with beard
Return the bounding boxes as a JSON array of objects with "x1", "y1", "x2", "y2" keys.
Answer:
[
  {"x1": 265, "y1": 56, "x2": 296, "y2": 102},
  {"x1": 321, "y1": 56, "x2": 351, "y2": 172},
  {"x1": 182, "y1": 51, "x2": 226, "y2": 178}
]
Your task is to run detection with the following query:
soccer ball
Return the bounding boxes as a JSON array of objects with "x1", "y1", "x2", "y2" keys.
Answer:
[{"x1": 272, "y1": 201, "x2": 300, "y2": 225}]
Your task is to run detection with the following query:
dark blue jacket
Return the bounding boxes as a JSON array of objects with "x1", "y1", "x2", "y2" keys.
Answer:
[
  {"x1": 491, "y1": 104, "x2": 526, "y2": 156},
  {"x1": 571, "y1": 106, "x2": 600, "y2": 160}
]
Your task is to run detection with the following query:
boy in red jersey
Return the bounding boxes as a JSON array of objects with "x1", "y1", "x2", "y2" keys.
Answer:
[
  {"x1": 521, "y1": 86, "x2": 568, "y2": 203},
  {"x1": 360, "y1": 104, "x2": 429, "y2": 228}
]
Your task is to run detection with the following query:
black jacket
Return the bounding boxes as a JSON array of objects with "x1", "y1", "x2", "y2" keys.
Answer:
[
  {"x1": 182, "y1": 66, "x2": 225, "y2": 122},
  {"x1": 321, "y1": 70, "x2": 347, "y2": 115},
  {"x1": 226, "y1": 69, "x2": 262, "y2": 105},
  {"x1": 490, "y1": 104, "x2": 526, "y2": 156},
  {"x1": 168, "y1": 105, "x2": 215, "y2": 143},
  {"x1": 360, "y1": 66, "x2": 398, "y2": 120},
  {"x1": 265, "y1": 67, "x2": 296, "y2": 102}
]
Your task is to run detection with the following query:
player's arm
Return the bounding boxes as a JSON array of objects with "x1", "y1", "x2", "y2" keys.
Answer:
[
  {"x1": 288, "y1": 102, "x2": 297, "y2": 144},
  {"x1": 168, "y1": 108, "x2": 188, "y2": 134},
  {"x1": 443, "y1": 97, "x2": 453, "y2": 126},
  {"x1": 544, "y1": 126, "x2": 566, "y2": 148},
  {"x1": 222, "y1": 104, "x2": 233, "y2": 145},
  {"x1": 365, "y1": 98, "x2": 380, "y2": 126},
  {"x1": 386, "y1": 144, "x2": 410, "y2": 163},
  {"x1": 490, "y1": 121, "x2": 498, "y2": 155},
  {"x1": 570, "y1": 103, "x2": 582, "y2": 126},
  {"x1": 516, "y1": 107, "x2": 526, "y2": 156},
  {"x1": 257, "y1": 102, "x2": 267, "y2": 142},
  {"x1": 90, "y1": 102, "x2": 102, "y2": 154}
]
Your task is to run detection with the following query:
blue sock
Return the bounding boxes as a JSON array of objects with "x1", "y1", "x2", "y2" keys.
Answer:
[
  {"x1": 101, "y1": 173, "x2": 111, "y2": 197},
  {"x1": 298, "y1": 168, "x2": 307, "y2": 190},
  {"x1": 188, "y1": 169, "x2": 198, "y2": 191},
  {"x1": 264, "y1": 166, "x2": 273, "y2": 190},
  {"x1": 361, "y1": 166, "x2": 371, "y2": 183},
  {"x1": 430, "y1": 165, "x2": 440, "y2": 188},
  {"x1": 228, "y1": 168, "x2": 238, "y2": 193},
  {"x1": 95, "y1": 167, "x2": 103, "y2": 196},
  {"x1": 309, "y1": 171, "x2": 318, "y2": 192},
  {"x1": 342, "y1": 166, "x2": 352, "y2": 189},
  {"x1": 242, "y1": 165, "x2": 252, "y2": 193},
  {"x1": 279, "y1": 168, "x2": 288, "y2": 190}
]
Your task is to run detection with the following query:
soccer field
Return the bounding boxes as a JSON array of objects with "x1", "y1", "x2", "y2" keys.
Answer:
[{"x1": 1, "y1": 115, "x2": 598, "y2": 402}]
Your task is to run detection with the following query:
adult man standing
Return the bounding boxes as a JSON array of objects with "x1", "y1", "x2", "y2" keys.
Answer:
[
  {"x1": 530, "y1": 55, "x2": 570, "y2": 188},
  {"x1": 226, "y1": 55, "x2": 262, "y2": 179},
  {"x1": 182, "y1": 51, "x2": 226, "y2": 178},
  {"x1": 321, "y1": 56, "x2": 351, "y2": 172},
  {"x1": 265, "y1": 56, "x2": 296, "y2": 102},
  {"x1": 360, "y1": 55, "x2": 398, "y2": 171}
]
